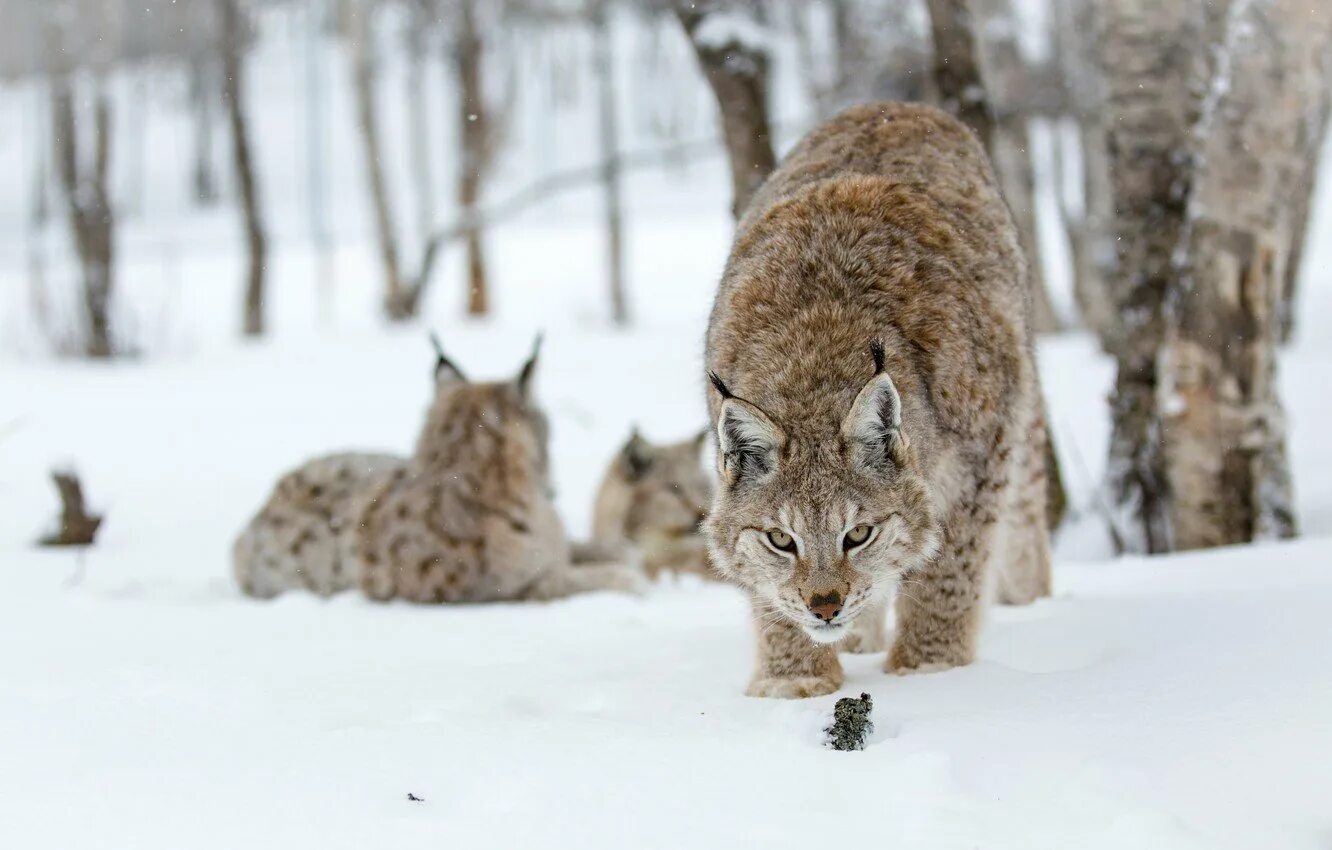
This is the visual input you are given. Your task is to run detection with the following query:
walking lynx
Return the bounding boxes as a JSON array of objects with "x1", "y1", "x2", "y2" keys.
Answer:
[
  {"x1": 704, "y1": 103, "x2": 1052, "y2": 699},
  {"x1": 233, "y1": 337, "x2": 642, "y2": 603}
]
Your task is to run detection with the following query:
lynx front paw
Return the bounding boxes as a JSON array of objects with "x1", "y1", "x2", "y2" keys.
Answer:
[
  {"x1": 886, "y1": 641, "x2": 970, "y2": 676},
  {"x1": 839, "y1": 625, "x2": 887, "y2": 654},
  {"x1": 745, "y1": 675, "x2": 841, "y2": 699}
]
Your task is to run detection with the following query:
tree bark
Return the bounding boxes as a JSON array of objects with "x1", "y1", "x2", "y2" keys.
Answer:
[
  {"x1": 190, "y1": 58, "x2": 219, "y2": 205},
  {"x1": 925, "y1": 0, "x2": 994, "y2": 154},
  {"x1": 825, "y1": 0, "x2": 931, "y2": 111},
  {"x1": 1052, "y1": 0, "x2": 1119, "y2": 348},
  {"x1": 1277, "y1": 62, "x2": 1332, "y2": 343},
  {"x1": 1096, "y1": 0, "x2": 1212, "y2": 553},
  {"x1": 51, "y1": 75, "x2": 115, "y2": 359},
  {"x1": 219, "y1": 0, "x2": 269, "y2": 338},
  {"x1": 675, "y1": 0, "x2": 777, "y2": 220},
  {"x1": 453, "y1": 0, "x2": 491, "y2": 316},
  {"x1": 405, "y1": 3, "x2": 435, "y2": 243},
  {"x1": 972, "y1": 0, "x2": 1058, "y2": 334},
  {"x1": 1156, "y1": 0, "x2": 1330, "y2": 549},
  {"x1": 593, "y1": 0, "x2": 628, "y2": 326},
  {"x1": 348, "y1": 0, "x2": 407, "y2": 318}
]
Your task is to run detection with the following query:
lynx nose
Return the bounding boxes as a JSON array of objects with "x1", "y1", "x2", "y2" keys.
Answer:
[{"x1": 807, "y1": 592, "x2": 843, "y2": 622}]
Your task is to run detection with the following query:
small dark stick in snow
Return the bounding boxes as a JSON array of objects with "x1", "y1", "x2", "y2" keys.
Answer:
[{"x1": 825, "y1": 693, "x2": 874, "y2": 751}]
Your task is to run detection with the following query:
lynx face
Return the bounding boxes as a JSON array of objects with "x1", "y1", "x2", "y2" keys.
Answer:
[
  {"x1": 606, "y1": 430, "x2": 712, "y2": 544},
  {"x1": 704, "y1": 344, "x2": 940, "y2": 644}
]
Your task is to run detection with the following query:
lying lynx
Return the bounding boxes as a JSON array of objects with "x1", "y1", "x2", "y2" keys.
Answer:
[
  {"x1": 233, "y1": 337, "x2": 642, "y2": 603},
  {"x1": 575, "y1": 429, "x2": 716, "y2": 579},
  {"x1": 704, "y1": 102, "x2": 1052, "y2": 699}
]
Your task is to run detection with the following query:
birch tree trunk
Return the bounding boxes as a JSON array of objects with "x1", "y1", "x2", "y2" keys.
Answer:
[
  {"x1": 190, "y1": 58, "x2": 219, "y2": 205},
  {"x1": 51, "y1": 75, "x2": 115, "y2": 358},
  {"x1": 1277, "y1": 65, "x2": 1332, "y2": 343},
  {"x1": 348, "y1": 0, "x2": 407, "y2": 318},
  {"x1": 593, "y1": 0, "x2": 628, "y2": 325},
  {"x1": 674, "y1": 0, "x2": 777, "y2": 220},
  {"x1": 452, "y1": 0, "x2": 491, "y2": 316},
  {"x1": 1052, "y1": 0, "x2": 1118, "y2": 347},
  {"x1": 972, "y1": 0, "x2": 1058, "y2": 334},
  {"x1": 824, "y1": 0, "x2": 931, "y2": 112},
  {"x1": 925, "y1": 0, "x2": 994, "y2": 154},
  {"x1": 405, "y1": 5, "x2": 435, "y2": 243},
  {"x1": 1096, "y1": 0, "x2": 1212, "y2": 553},
  {"x1": 219, "y1": 0, "x2": 269, "y2": 338},
  {"x1": 1157, "y1": 0, "x2": 1330, "y2": 549}
]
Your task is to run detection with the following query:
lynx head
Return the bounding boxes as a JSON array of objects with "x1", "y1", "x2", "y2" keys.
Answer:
[
  {"x1": 593, "y1": 428, "x2": 713, "y2": 546},
  {"x1": 415, "y1": 333, "x2": 551, "y2": 485},
  {"x1": 704, "y1": 341, "x2": 940, "y2": 644}
]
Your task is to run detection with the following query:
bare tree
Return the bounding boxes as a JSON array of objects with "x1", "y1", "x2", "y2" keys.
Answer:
[
  {"x1": 1153, "y1": 0, "x2": 1330, "y2": 549},
  {"x1": 189, "y1": 57, "x2": 219, "y2": 205},
  {"x1": 834, "y1": 1, "x2": 932, "y2": 104},
  {"x1": 1096, "y1": 0, "x2": 1212, "y2": 553},
  {"x1": 451, "y1": 0, "x2": 494, "y2": 315},
  {"x1": 1097, "y1": 0, "x2": 1329, "y2": 551},
  {"x1": 51, "y1": 75, "x2": 115, "y2": 358},
  {"x1": 1277, "y1": 58, "x2": 1332, "y2": 343},
  {"x1": 219, "y1": 0, "x2": 268, "y2": 337},
  {"x1": 1052, "y1": 0, "x2": 1118, "y2": 347},
  {"x1": 348, "y1": 0, "x2": 447, "y2": 320},
  {"x1": 404, "y1": 0, "x2": 436, "y2": 241},
  {"x1": 972, "y1": 0, "x2": 1058, "y2": 334},
  {"x1": 592, "y1": 0, "x2": 628, "y2": 325},
  {"x1": 925, "y1": 0, "x2": 994, "y2": 153},
  {"x1": 674, "y1": 0, "x2": 777, "y2": 219}
]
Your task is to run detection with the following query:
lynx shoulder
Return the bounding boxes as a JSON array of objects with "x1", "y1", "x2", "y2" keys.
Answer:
[{"x1": 704, "y1": 102, "x2": 1052, "y2": 699}]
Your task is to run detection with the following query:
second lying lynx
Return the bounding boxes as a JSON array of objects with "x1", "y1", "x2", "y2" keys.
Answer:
[
  {"x1": 704, "y1": 102, "x2": 1052, "y2": 698},
  {"x1": 233, "y1": 338, "x2": 641, "y2": 603},
  {"x1": 577, "y1": 429, "x2": 717, "y2": 579}
]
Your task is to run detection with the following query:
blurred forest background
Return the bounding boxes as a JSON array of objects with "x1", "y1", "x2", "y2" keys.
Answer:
[{"x1": 2, "y1": 0, "x2": 1330, "y2": 558}]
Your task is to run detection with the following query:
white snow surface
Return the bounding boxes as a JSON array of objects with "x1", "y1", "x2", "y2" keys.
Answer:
[{"x1": 4, "y1": 6, "x2": 1332, "y2": 849}]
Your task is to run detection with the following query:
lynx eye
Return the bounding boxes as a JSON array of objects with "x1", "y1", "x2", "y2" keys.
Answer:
[
  {"x1": 843, "y1": 524, "x2": 874, "y2": 551},
  {"x1": 765, "y1": 529, "x2": 797, "y2": 553}
]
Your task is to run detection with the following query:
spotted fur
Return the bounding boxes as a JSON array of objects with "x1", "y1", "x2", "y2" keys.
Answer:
[
  {"x1": 704, "y1": 103, "x2": 1052, "y2": 698},
  {"x1": 233, "y1": 343, "x2": 642, "y2": 603}
]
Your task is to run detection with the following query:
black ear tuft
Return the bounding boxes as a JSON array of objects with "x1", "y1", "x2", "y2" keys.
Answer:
[
  {"x1": 517, "y1": 332, "x2": 544, "y2": 394},
  {"x1": 622, "y1": 429, "x2": 653, "y2": 479},
  {"x1": 429, "y1": 332, "x2": 466, "y2": 382},
  {"x1": 709, "y1": 371, "x2": 733, "y2": 399},
  {"x1": 870, "y1": 339, "x2": 886, "y2": 375}
]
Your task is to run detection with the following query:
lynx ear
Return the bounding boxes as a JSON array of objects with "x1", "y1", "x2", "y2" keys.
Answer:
[
  {"x1": 515, "y1": 332, "x2": 543, "y2": 396},
  {"x1": 621, "y1": 428, "x2": 653, "y2": 480},
  {"x1": 710, "y1": 373, "x2": 781, "y2": 486},
  {"x1": 429, "y1": 332, "x2": 466, "y2": 384},
  {"x1": 842, "y1": 342, "x2": 907, "y2": 471}
]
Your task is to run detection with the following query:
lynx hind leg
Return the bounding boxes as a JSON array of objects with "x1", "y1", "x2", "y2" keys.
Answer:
[
  {"x1": 748, "y1": 597, "x2": 843, "y2": 698},
  {"x1": 994, "y1": 410, "x2": 1054, "y2": 606},
  {"x1": 234, "y1": 452, "x2": 403, "y2": 599},
  {"x1": 523, "y1": 562, "x2": 646, "y2": 601},
  {"x1": 838, "y1": 597, "x2": 888, "y2": 654}
]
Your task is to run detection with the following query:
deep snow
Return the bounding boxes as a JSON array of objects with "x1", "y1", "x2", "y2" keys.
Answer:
[{"x1": 4, "y1": 5, "x2": 1332, "y2": 849}]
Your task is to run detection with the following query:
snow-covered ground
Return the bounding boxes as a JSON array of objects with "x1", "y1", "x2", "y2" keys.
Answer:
[{"x1": 4, "y1": 7, "x2": 1332, "y2": 850}]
